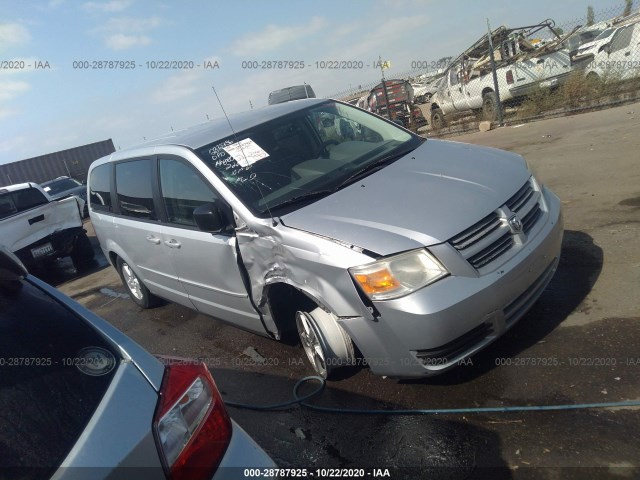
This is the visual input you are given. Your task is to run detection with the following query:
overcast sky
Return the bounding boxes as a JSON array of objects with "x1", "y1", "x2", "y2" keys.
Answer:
[{"x1": 0, "y1": 0, "x2": 628, "y2": 164}]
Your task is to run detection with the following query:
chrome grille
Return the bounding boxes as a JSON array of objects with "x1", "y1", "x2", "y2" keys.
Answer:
[
  {"x1": 506, "y1": 181, "x2": 534, "y2": 212},
  {"x1": 467, "y1": 232, "x2": 514, "y2": 269},
  {"x1": 449, "y1": 212, "x2": 501, "y2": 250},
  {"x1": 522, "y1": 205, "x2": 542, "y2": 234},
  {"x1": 449, "y1": 177, "x2": 545, "y2": 271}
]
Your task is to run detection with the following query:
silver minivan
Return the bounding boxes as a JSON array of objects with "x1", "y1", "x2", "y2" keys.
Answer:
[{"x1": 88, "y1": 99, "x2": 563, "y2": 379}]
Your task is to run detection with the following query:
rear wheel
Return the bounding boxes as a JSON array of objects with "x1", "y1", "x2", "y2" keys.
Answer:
[
  {"x1": 117, "y1": 257, "x2": 158, "y2": 308},
  {"x1": 482, "y1": 92, "x2": 498, "y2": 121},
  {"x1": 295, "y1": 307, "x2": 354, "y2": 379},
  {"x1": 430, "y1": 108, "x2": 446, "y2": 130},
  {"x1": 71, "y1": 233, "x2": 95, "y2": 272}
]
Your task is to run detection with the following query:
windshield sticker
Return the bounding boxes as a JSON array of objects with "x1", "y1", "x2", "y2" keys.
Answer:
[
  {"x1": 43, "y1": 186, "x2": 51, "y2": 192},
  {"x1": 223, "y1": 138, "x2": 269, "y2": 168}
]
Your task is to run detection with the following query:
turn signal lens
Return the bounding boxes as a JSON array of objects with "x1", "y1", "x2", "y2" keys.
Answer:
[
  {"x1": 354, "y1": 268, "x2": 400, "y2": 295},
  {"x1": 350, "y1": 249, "x2": 448, "y2": 301}
]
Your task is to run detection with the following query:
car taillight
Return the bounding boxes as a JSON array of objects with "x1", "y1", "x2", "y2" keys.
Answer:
[
  {"x1": 153, "y1": 358, "x2": 232, "y2": 480},
  {"x1": 506, "y1": 70, "x2": 514, "y2": 85}
]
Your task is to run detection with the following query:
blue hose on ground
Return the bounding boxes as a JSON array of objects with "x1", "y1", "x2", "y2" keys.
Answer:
[{"x1": 224, "y1": 375, "x2": 640, "y2": 414}]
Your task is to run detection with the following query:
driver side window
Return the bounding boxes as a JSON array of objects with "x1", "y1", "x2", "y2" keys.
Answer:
[{"x1": 159, "y1": 158, "x2": 219, "y2": 227}]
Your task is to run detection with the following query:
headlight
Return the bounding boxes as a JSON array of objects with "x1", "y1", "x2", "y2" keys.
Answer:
[{"x1": 349, "y1": 249, "x2": 448, "y2": 301}]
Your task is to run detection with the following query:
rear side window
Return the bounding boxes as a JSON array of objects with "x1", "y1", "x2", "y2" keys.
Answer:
[
  {"x1": 0, "y1": 279, "x2": 120, "y2": 473},
  {"x1": 115, "y1": 159, "x2": 156, "y2": 220},
  {"x1": 89, "y1": 164, "x2": 113, "y2": 211},
  {"x1": 0, "y1": 193, "x2": 17, "y2": 219},
  {"x1": 12, "y1": 188, "x2": 48, "y2": 212}
]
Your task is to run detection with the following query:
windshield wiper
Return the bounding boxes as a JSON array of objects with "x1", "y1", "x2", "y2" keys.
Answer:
[
  {"x1": 269, "y1": 189, "x2": 336, "y2": 212},
  {"x1": 337, "y1": 148, "x2": 415, "y2": 188}
]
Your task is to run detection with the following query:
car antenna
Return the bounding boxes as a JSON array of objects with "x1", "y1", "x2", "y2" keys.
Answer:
[{"x1": 211, "y1": 85, "x2": 278, "y2": 227}]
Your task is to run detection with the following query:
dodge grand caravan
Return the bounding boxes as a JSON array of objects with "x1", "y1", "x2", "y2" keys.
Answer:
[{"x1": 88, "y1": 99, "x2": 563, "y2": 379}]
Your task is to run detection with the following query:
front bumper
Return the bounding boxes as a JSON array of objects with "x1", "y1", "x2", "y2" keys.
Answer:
[{"x1": 339, "y1": 188, "x2": 563, "y2": 378}]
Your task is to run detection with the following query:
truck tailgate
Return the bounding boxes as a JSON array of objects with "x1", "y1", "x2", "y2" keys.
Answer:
[{"x1": 1, "y1": 196, "x2": 83, "y2": 252}]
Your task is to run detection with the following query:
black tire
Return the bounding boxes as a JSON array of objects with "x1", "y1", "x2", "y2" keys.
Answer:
[
  {"x1": 430, "y1": 108, "x2": 446, "y2": 130},
  {"x1": 71, "y1": 232, "x2": 95, "y2": 272},
  {"x1": 482, "y1": 92, "x2": 498, "y2": 121},
  {"x1": 116, "y1": 257, "x2": 158, "y2": 308}
]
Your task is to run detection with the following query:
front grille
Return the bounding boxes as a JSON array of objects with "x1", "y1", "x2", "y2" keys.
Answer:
[
  {"x1": 506, "y1": 181, "x2": 534, "y2": 212},
  {"x1": 448, "y1": 177, "x2": 545, "y2": 271},
  {"x1": 449, "y1": 212, "x2": 501, "y2": 250},
  {"x1": 413, "y1": 322, "x2": 493, "y2": 364},
  {"x1": 522, "y1": 205, "x2": 542, "y2": 234},
  {"x1": 467, "y1": 232, "x2": 515, "y2": 269}
]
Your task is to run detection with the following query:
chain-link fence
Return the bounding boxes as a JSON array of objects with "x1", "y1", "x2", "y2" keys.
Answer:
[{"x1": 330, "y1": 2, "x2": 640, "y2": 136}]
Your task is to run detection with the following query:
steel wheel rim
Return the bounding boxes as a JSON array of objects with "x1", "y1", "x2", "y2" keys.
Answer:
[
  {"x1": 122, "y1": 263, "x2": 143, "y2": 300},
  {"x1": 296, "y1": 311, "x2": 328, "y2": 378}
]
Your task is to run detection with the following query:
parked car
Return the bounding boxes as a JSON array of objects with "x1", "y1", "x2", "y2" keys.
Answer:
[
  {"x1": 40, "y1": 175, "x2": 88, "y2": 218},
  {"x1": 88, "y1": 98, "x2": 563, "y2": 379},
  {"x1": 268, "y1": 85, "x2": 316, "y2": 105},
  {"x1": 0, "y1": 182, "x2": 94, "y2": 271},
  {"x1": 411, "y1": 76, "x2": 441, "y2": 103},
  {"x1": 0, "y1": 247, "x2": 275, "y2": 479},
  {"x1": 564, "y1": 23, "x2": 611, "y2": 59},
  {"x1": 570, "y1": 26, "x2": 618, "y2": 63},
  {"x1": 583, "y1": 21, "x2": 640, "y2": 81}
]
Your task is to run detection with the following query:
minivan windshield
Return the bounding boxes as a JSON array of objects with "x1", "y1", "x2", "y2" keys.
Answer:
[{"x1": 195, "y1": 101, "x2": 421, "y2": 217}]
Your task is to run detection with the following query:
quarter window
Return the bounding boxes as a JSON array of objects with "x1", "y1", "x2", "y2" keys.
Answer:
[
  {"x1": 159, "y1": 159, "x2": 218, "y2": 227},
  {"x1": 0, "y1": 193, "x2": 17, "y2": 219},
  {"x1": 89, "y1": 164, "x2": 112, "y2": 211},
  {"x1": 13, "y1": 188, "x2": 48, "y2": 212},
  {"x1": 115, "y1": 159, "x2": 156, "y2": 219}
]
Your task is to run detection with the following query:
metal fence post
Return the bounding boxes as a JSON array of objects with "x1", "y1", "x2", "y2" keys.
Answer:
[{"x1": 487, "y1": 19, "x2": 504, "y2": 126}]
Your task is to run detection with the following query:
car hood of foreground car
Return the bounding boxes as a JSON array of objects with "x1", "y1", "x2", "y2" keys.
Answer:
[{"x1": 281, "y1": 139, "x2": 531, "y2": 256}]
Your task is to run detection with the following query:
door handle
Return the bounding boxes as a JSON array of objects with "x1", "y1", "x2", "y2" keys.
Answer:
[
  {"x1": 145, "y1": 235, "x2": 161, "y2": 245},
  {"x1": 164, "y1": 239, "x2": 181, "y2": 248}
]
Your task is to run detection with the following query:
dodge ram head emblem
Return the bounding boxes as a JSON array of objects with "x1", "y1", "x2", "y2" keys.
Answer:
[{"x1": 508, "y1": 214, "x2": 523, "y2": 234}]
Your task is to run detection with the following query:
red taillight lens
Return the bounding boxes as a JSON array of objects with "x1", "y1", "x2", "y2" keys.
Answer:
[
  {"x1": 153, "y1": 358, "x2": 232, "y2": 480},
  {"x1": 506, "y1": 70, "x2": 514, "y2": 85}
]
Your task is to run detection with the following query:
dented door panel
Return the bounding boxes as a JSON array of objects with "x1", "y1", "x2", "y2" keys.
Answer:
[{"x1": 236, "y1": 221, "x2": 375, "y2": 333}]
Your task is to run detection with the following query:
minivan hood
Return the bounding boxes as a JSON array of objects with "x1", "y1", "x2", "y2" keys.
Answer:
[{"x1": 280, "y1": 139, "x2": 530, "y2": 255}]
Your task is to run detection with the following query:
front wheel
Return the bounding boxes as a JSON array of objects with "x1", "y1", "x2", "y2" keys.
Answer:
[
  {"x1": 117, "y1": 257, "x2": 158, "y2": 308},
  {"x1": 295, "y1": 307, "x2": 354, "y2": 379}
]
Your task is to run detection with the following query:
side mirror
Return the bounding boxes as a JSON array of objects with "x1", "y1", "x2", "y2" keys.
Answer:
[
  {"x1": 602, "y1": 44, "x2": 611, "y2": 55},
  {"x1": 193, "y1": 202, "x2": 232, "y2": 234}
]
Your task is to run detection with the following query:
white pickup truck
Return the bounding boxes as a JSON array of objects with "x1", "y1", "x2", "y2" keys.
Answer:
[
  {"x1": 430, "y1": 22, "x2": 572, "y2": 128},
  {"x1": 0, "y1": 182, "x2": 94, "y2": 271}
]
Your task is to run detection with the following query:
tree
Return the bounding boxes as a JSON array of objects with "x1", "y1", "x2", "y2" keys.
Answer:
[
  {"x1": 587, "y1": 5, "x2": 595, "y2": 26},
  {"x1": 623, "y1": 0, "x2": 633, "y2": 16}
]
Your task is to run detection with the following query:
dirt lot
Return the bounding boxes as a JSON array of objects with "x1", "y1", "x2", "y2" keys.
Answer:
[{"x1": 48, "y1": 102, "x2": 640, "y2": 479}]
